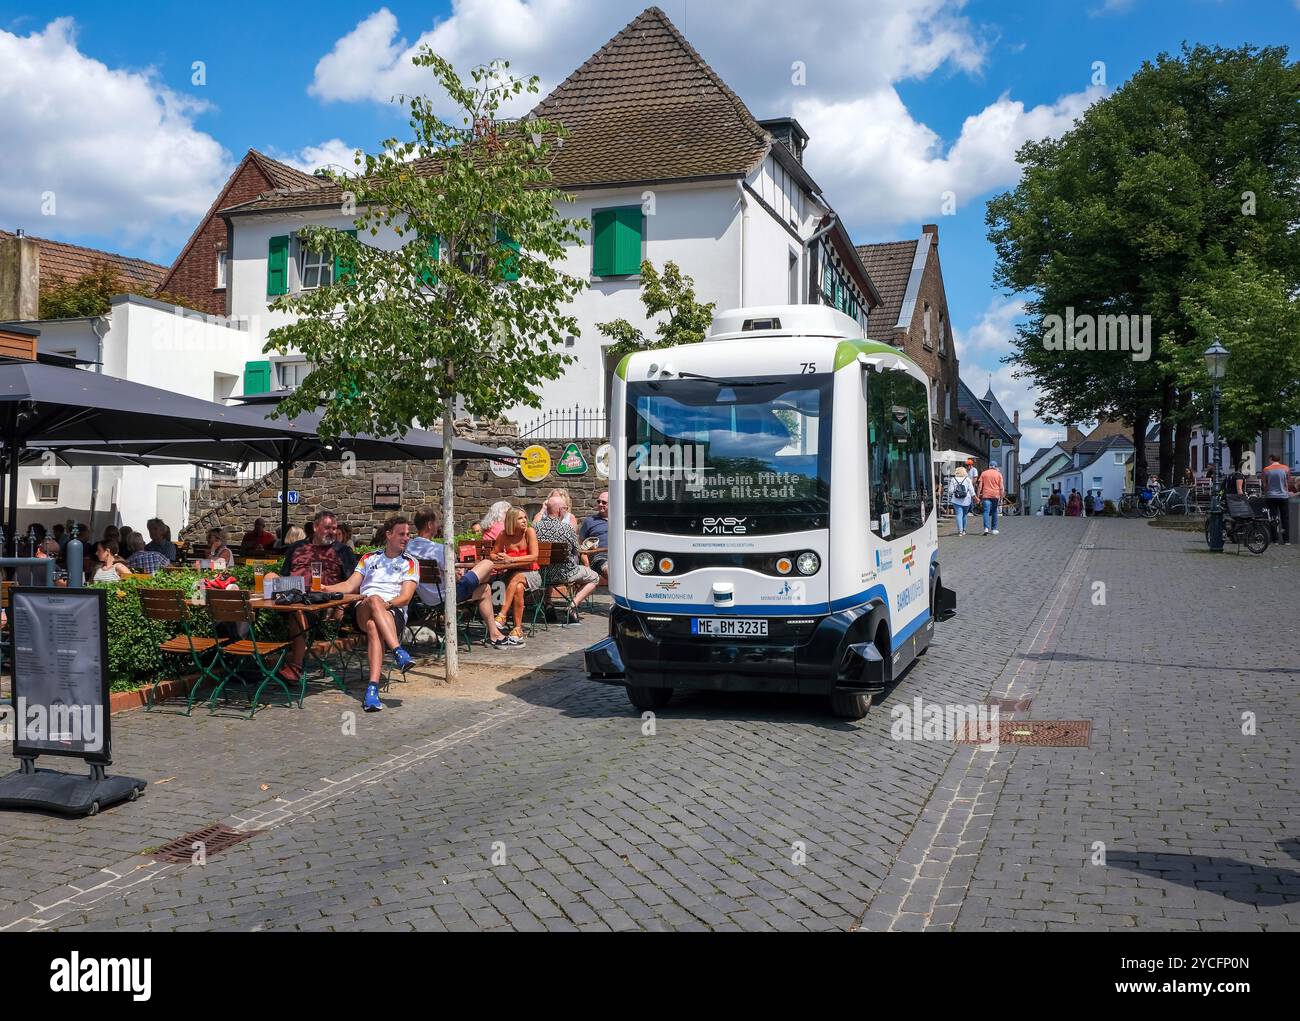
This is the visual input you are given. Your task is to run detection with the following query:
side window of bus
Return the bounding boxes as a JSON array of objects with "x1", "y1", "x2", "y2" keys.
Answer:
[{"x1": 866, "y1": 369, "x2": 933, "y2": 539}]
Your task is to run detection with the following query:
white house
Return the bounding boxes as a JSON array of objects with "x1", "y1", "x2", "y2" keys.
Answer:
[
  {"x1": 1045, "y1": 434, "x2": 1134, "y2": 508},
  {"x1": 12, "y1": 294, "x2": 259, "y2": 535},
  {"x1": 217, "y1": 7, "x2": 882, "y2": 418},
  {"x1": 1018, "y1": 443, "x2": 1071, "y2": 515}
]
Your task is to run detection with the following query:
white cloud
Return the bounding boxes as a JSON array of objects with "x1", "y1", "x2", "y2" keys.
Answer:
[
  {"x1": 796, "y1": 85, "x2": 1104, "y2": 227},
  {"x1": 953, "y1": 295, "x2": 1068, "y2": 454},
  {"x1": 309, "y1": 1, "x2": 990, "y2": 110},
  {"x1": 0, "y1": 19, "x2": 231, "y2": 257},
  {"x1": 309, "y1": 3, "x2": 1098, "y2": 230},
  {"x1": 271, "y1": 138, "x2": 364, "y2": 176}
]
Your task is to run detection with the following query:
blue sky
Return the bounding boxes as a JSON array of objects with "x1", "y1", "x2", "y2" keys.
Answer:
[{"x1": 2, "y1": 0, "x2": 1297, "y2": 448}]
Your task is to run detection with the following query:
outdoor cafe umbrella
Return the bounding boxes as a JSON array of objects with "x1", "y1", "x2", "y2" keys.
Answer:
[
  {"x1": 45, "y1": 391, "x2": 520, "y2": 536},
  {"x1": 0, "y1": 359, "x2": 318, "y2": 553}
]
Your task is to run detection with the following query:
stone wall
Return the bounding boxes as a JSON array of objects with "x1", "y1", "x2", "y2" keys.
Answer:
[{"x1": 184, "y1": 422, "x2": 609, "y2": 542}]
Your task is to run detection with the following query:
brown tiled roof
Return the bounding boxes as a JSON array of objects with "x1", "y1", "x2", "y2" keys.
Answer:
[
  {"x1": 159, "y1": 149, "x2": 327, "y2": 293},
  {"x1": 221, "y1": 6, "x2": 772, "y2": 216},
  {"x1": 530, "y1": 6, "x2": 770, "y2": 187},
  {"x1": 0, "y1": 229, "x2": 168, "y2": 293},
  {"x1": 1085, "y1": 417, "x2": 1132, "y2": 442},
  {"x1": 248, "y1": 150, "x2": 322, "y2": 191},
  {"x1": 854, "y1": 240, "x2": 919, "y2": 342}
]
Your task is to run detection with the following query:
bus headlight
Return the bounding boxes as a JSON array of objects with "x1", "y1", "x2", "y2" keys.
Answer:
[
  {"x1": 796, "y1": 551, "x2": 820, "y2": 575},
  {"x1": 633, "y1": 551, "x2": 655, "y2": 575}
]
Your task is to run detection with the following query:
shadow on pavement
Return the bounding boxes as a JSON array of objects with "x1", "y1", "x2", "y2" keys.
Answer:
[{"x1": 1107, "y1": 840, "x2": 1300, "y2": 906}]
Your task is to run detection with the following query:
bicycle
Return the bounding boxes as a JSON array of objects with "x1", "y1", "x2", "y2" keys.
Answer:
[{"x1": 1205, "y1": 512, "x2": 1269, "y2": 554}]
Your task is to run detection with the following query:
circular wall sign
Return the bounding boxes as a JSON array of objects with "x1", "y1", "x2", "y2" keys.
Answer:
[
  {"x1": 594, "y1": 443, "x2": 612, "y2": 479},
  {"x1": 489, "y1": 448, "x2": 517, "y2": 479},
  {"x1": 519, "y1": 445, "x2": 552, "y2": 482}
]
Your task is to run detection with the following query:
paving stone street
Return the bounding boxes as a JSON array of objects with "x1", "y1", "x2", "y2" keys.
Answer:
[{"x1": 1, "y1": 517, "x2": 1296, "y2": 932}]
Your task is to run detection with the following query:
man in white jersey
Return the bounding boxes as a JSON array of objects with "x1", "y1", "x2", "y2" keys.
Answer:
[{"x1": 326, "y1": 515, "x2": 418, "y2": 712}]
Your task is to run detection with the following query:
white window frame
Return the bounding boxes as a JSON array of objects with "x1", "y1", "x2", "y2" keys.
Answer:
[
  {"x1": 1113, "y1": 452, "x2": 1126, "y2": 465},
  {"x1": 216, "y1": 249, "x2": 228, "y2": 289},
  {"x1": 276, "y1": 360, "x2": 313, "y2": 389},
  {"x1": 35, "y1": 480, "x2": 59, "y2": 503},
  {"x1": 923, "y1": 302, "x2": 933, "y2": 349},
  {"x1": 944, "y1": 388, "x2": 952, "y2": 425},
  {"x1": 298, "y1": 244, "x2": 332, "y2": 290},
  {"x1": 938, "y1": 313, "x2": 946, "y2": 355}
]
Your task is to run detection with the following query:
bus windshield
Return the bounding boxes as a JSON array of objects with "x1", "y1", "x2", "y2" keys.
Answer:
[{"x1": 625, "y1": 374, "x2": 832, "y2": 532}]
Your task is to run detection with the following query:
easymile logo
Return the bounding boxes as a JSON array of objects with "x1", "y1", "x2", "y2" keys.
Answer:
[
  {"x1": 50, "y1": 952, "x2": 152, "y2": 1001},
  {"x1": 702, "y1": 516, "x2": 748, "y2": 534}
]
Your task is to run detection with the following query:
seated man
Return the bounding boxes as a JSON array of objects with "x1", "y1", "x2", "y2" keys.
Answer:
[
  {"x1": 241, "y1": 517, "x2": 278, "y2": 551},
  {"x1": 274, "y1": 508, "x2": 358, "y2": 682},
  {"x1": 406, "y1": 505, "x2": 520, "y2": 649},
  {"x1": 578, "y1": 490, "x2": 610, "y2": 585},
  {"x1": 125, "y1": 534, "x2": 169, "y2": 575},
  {"x1": 145, "y1": 518, "x2": 178, "y2": 562},
  {"x1": 326, "y1": 516, "x2": 418, "y2": 713}
]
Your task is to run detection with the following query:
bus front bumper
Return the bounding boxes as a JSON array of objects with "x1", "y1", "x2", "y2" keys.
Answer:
[{"x1": 584, "y1": 605, "x2": 885, "y2": 696}]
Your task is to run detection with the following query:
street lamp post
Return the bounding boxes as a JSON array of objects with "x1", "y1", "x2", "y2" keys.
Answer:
[{"x1": 1204, "y1": 340, "x2": 1229, "y2": 553}]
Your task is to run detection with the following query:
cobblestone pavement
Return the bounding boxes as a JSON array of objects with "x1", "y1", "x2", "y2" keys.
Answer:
[{"x1": 1, "y1": 518, "x2": 1296, "y2": 931}]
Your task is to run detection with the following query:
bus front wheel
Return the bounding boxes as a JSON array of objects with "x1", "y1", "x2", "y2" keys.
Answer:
[
  {"x1": 627, "y1": 685, "x2": 672, "y2": 711},
  {"x1": 829, "y1": 690, "x2": 872, "y2": 720}
]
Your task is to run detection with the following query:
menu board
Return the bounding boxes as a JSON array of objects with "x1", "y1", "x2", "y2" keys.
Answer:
[{"x1": 10, "y1": 588, "x2": 111, "y2": 763}]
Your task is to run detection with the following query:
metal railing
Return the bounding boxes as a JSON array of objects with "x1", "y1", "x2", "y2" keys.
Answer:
[
  {"x1": 516, "y1": 406, "x2": 607, "y2": 440},
  {"x1": 192, "y1": 461, "x2": 278, "y2": 489}
]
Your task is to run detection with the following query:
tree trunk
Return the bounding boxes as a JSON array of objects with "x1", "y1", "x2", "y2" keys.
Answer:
[
  {"x1": 1131, "y1": 408, "x2": 1150, "y2": 490},
  {"x1": 1173, "y1": 390, "x2": 1192, "y2": 485},
  {"x1": 1158, "y1": 378, "x2": 1174, "y2": 484},
  {"x1": 442, "y1": 403, "x2": 458, "y2": 681},
  {"x1": 1228, "y1": 438, "x2": 1244, "y2": 475}
]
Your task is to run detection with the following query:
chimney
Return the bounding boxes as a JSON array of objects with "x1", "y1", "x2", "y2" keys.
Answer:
[
  {"x1": 0, "y1": 230, "x2": 40, "y2": 321},
  {"x1": 1065, "y1": 423, "x2": 1086, "y2": 450},
  {"x1": 922, "y1": 223, "x2": 939, "y2": 242},
  {"x1": 757, "y1": 117, "x2": 809, "y2": 165}
]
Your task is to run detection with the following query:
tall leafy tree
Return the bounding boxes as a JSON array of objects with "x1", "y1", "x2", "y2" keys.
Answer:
[
  {"x1": 596, "y1": 260, "x2": 716, "y2": 360},
  {"x1": 987, "y1": 43, "x2": 1299, "y2": 483},
  {"x1": 267, "y1": 50, "x2": 587, "y2": 677},
  {"x1": 1174, "y1": 252, "x2": 1300, "y2": 467}
]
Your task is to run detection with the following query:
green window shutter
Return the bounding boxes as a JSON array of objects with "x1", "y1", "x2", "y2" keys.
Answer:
[
  {"x1": 418, "y1": 236, "x2": 440, "y2": 286},
  {"x1": 497, "y1": 227, "x2": 520, "y2": 281},
  {"x1": 244, "y1": 359, "x2": 272, "y2": 395},
  {"x1": 593, "y1": 206, "x2": 642, "y2": 277},
  {"x1": 267, "y1": 235, "x2": 289, "y2": 296},
  {"x1": 333, "y1": 229, "x2": 358, "y2": 286}
]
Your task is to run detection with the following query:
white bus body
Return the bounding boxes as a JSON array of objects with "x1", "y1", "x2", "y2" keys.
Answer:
[{"x1": 585, "y1": 305, "x2": 957, "y2": 718}]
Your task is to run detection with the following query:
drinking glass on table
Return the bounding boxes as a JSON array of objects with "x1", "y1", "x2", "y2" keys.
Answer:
[
  {"x1": 311, "y1": 561, "x2": 323, "y2": 591},
  {"x1": 253, "y1": 566, "x2": 266, "y2": 591}
]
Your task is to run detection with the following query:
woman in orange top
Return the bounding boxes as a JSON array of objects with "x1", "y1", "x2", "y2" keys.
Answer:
[{"x1": 492, "y1": 507, "x2": 539, "y2": 639}]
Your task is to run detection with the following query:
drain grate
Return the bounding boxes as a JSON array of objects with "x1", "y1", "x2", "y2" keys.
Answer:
[
  {"x1": 149, "y1": 823, "x2": 259, "y2": 863},
  {"x1": 955, "y1": 720, "x2": 1091, "y2": 746},
  {"x1": 985, "y1": 696, "x2": 1033, "y2": 713}
]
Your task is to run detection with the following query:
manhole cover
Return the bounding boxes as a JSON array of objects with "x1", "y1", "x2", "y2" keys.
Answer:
[
  {"x1": 955, "y1": 720, "x2": 1091, "y2": 746},
  {"x1": 149, "y1": 823, "x2": 259, "y2": 863},
  {"x1": 985, "y1": 696, "x2": 1033, "y2": 712}
]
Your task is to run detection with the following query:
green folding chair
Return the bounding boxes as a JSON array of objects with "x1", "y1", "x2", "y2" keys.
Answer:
[
  {"x1": 203, "y1": 589, "x2": 294, "y2": 719},
  {"x1": 139, "y1": 588, "x2": 228, "y2": 716}
]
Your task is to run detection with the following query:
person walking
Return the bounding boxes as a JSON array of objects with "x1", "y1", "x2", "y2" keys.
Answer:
[
  {"x1": 976, "y1": 461, "x2": 1005, "y2": 535},
  {"x1": 1261, "y1": 453, "x2": 1292, "y2": 545},
  {"x1": 947, "y1": 466, "x2": 975, "y2": 536}
]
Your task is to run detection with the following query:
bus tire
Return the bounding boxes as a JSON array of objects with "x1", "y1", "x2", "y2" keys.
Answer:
[
  {"x1": 829, "y1": 690, "x2": 871, "y2": 720},
  {"x1": 627, "y1": 685, "x2": 672, "y2": 711}
]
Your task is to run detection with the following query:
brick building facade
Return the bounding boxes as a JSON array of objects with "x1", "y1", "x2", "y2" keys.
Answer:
[
  {"x1": 156, "y1": 150, "x2": 322, "y2": 316},
  {"x1": 855, "y1": 225, "x2": 960, "y2": 451}
]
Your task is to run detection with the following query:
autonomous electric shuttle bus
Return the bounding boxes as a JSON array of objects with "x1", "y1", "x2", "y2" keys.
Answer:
[{"x1": 585, "y1": 304, "x2": 957, "y2": 719}]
